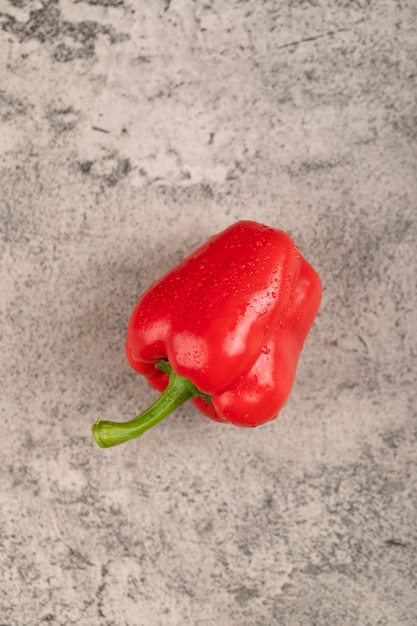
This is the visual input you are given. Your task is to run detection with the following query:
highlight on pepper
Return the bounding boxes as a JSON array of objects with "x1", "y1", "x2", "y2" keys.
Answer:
[{"x1": 92, "y1": 220, "x2": 322, "y2": 448}]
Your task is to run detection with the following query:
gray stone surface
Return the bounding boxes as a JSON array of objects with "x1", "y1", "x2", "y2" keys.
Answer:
[{"x1": 1, "y1": 1, "x2": 416, "y2": 624}]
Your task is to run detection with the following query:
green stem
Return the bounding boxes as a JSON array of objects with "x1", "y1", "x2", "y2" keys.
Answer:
[{"x1": 92, "y1": 360, "x2": 210, "y2": 448}]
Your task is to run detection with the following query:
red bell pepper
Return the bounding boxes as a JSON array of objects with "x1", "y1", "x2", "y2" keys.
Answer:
[{"x1": 93, "y1": 220, "x2": 321, "y2": 447}]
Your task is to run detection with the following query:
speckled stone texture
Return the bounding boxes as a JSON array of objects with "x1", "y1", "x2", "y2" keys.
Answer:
[{"x1": 1, "y1": 1, "x2": 416, "y2": 624}]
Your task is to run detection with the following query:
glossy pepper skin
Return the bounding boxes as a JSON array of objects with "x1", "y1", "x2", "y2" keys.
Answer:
[{"x1": 93, "y1": 220, "x2": 321, "y2": 447}]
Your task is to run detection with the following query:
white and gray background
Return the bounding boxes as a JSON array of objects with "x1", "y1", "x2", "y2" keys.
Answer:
[{"x1": 1, "y1": 1, "x2": 416, "y2": 624}]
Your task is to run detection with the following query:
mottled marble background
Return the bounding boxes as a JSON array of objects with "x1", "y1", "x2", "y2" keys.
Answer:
[{"x1": 1, "y1": 1, "x2": 416, "y2": 625}]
